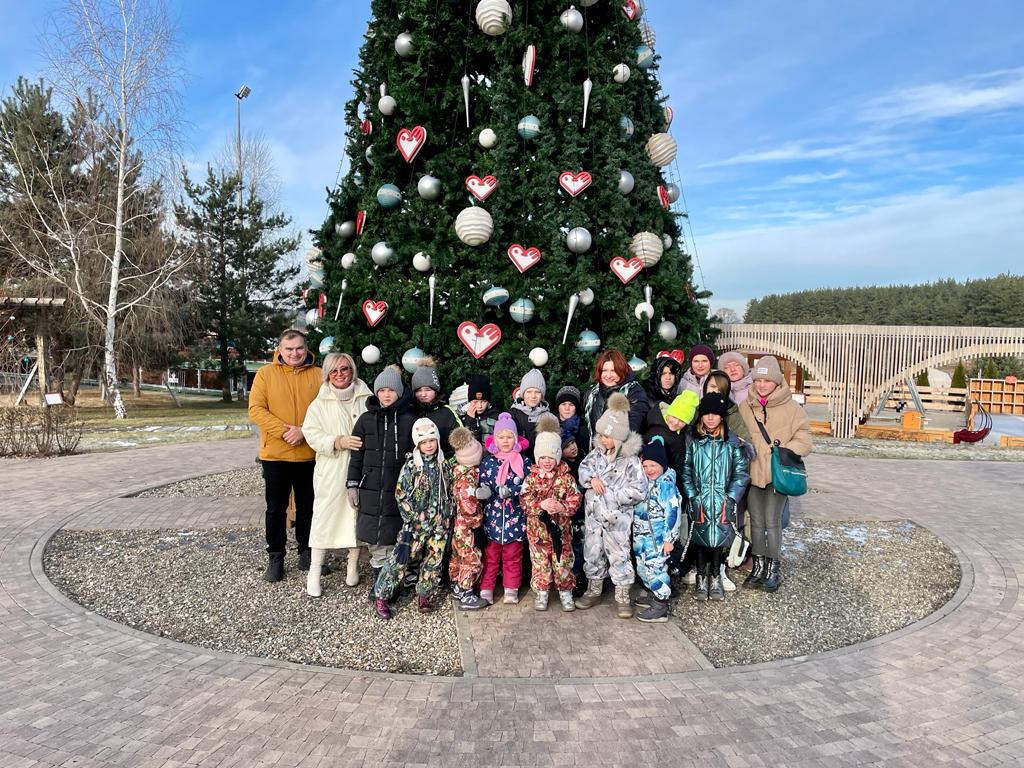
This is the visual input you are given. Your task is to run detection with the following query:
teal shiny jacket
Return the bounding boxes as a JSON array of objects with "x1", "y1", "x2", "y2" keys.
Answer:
[{"x1": 682, "y1": 432, "x2": 750, "y2": 549}]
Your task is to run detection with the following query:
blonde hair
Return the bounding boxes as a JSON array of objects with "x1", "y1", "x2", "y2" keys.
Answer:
[{"x1": 321, "y1": 352, "x2": 358, "y2": 384}]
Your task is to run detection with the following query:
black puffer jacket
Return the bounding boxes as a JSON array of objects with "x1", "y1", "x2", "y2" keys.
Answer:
[
  {"x1": 643, "y1": 356, "x2": 683, "y2": 434},
  {"x1": 582, "y1": 374, "x2": 650, "y2": 445},
  {"x1": 347, "y1": 395, "x2": 415, "y2": 545},
  {"x1": 411, "y1": 395, "x2": 462, "y2": 455}
]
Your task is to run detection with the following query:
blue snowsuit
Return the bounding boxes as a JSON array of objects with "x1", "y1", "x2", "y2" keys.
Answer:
[{"x1": 632, "y1": 468, "x2": 683, "y2": 600}]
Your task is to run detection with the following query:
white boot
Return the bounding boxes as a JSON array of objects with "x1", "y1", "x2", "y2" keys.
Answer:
[
  {"x1": 346, "y1": 547, "x2": 361, "y2": 587},
  {"x1": 306, "y1": 548, "x2": 325, "y2": 598}
]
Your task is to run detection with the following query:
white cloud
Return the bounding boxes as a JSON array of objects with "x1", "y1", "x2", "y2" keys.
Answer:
[
  {"x1": 700, "y1": 136, "x2": 893, "y2": 168},
  {"x1": 861, "y1": 67, "x2": 1024, "y2": 123},
  {"x1": 776, "y1": 169, "x2": 850, "y2": 186}
]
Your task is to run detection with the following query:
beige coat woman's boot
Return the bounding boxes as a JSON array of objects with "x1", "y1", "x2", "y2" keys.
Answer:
[
  {"x1": 306, "y1": 548, "x2": 325, "y2": 597},
  {"x1": 346, "y1": 547, "x2": 361, "y2": 587}
]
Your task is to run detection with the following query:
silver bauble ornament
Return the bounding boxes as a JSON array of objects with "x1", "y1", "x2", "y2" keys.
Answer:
[
  {"x1": 566, "y1": 227, "x2": 592, "y2": 254},
  {"x1": 417, "y1": 174, "x2": 443, "y2": 200},
  {"x1": 578, "y1": 287, "x2": 595, "y2": 306},
  {"x1": 619, "y1": 116, "x2": 635, "y2": 140},
  {"x1": 341, "y1": 252, "x2": 357, "y2": 269},
  {"x1": 336, "y1": 220, "x2": 355, "y2": 238},
  {"x1": 658, "y1": 319, "x2": 678, "y2": 342},
  {"x1": 665, "y1": 183, "x2": 681, "y2": 203},
  {"x1": 560, "y1": 6, "x2": 584, "y2": 33},
  {"x1": 412, "y1": 251, "x2": 432, "y2": 272},
  {"x1": 361, "y1": 344, "x2": 382, "y2": 365},
  {"x1": 394, "y1": 31, "x2": 414, "y2": 57},
  {"x1": 371, "y1": 241, "x2": 396, "y2": 266},
  {"x1": 613, "y1": 63, "x2": 631, "y2": 83},
  {"x1": 618, "y1": 170, "x2": 635, "y2": 194},
  {"x1": 378, "y1": 95, "x2": 397, "y2": 115}
]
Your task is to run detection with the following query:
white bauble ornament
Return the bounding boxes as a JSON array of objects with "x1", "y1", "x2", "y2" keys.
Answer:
[
  {"x1": 412, "y1": 251, "x2": 432, "y2": 272},
  {"x1": 479, "y1": 127, "x2": 498, "y2": 148},
  {"x1": 510, "y1": 298, "x2": 536, "y2": 324},
  {"x1": 579, "y1": 0, "x2": 598, "y2": 5},
  {"x1": 365, "y1": 146, "x2": 375, "y2": 165},
  {"x1": 402, "y1": 347, "x2": 425, "y2": 373},
  {"x1": 636, "y1": 44, "x2": 654, "y2": 70},
  {"x1": 376, "y1": 183, "x2": 402, "y2": 209},
  {"x1": 613, "y1": 63, "x2": 631, "y2": 83},
  {"x1": 634, "y1": 301, "x2": 655, "y2": 321},
  {"x1": 336, "y1": 220, "x2": 355, "y2": 238},
  {"x1": 371, "y1": 241, "x2": 396, "y2": 266},
  {"x1": 361, "y1": 344, "x2": 381, "y2": 365},
  {"x1": 352, "y1": 171, "x2": 364, "y2": 187},
  {"x1": 658, "y1": 319, "x2": 678, "y2": 342},
  {"x1": 394, "y1": 31, "x2": 414, "y2": 57},
  {"x1": 560, "y1": 6, "x2": 584, "y2": 32},
  {"x1": 482, "y1": 285, "x2": 510, "y2": 307},
  {"x1": 645, "y1": 132, "x2": 678, "y2": 166},
  {"x1": 619, "y1": 116, "x2": 635, "y2": 140},
  {"x1": 628, "y1": 355, "x2": 647, "y2": 373},
  {"x1": 630, "y1": 231, "x2": 663, "y2": 267},
  {"x1": 618, "y1": 169, "x2": 635, "y2": 194},
  {"x1": 665, "y1": 183, "x2": 681, "y2": 203},
  {"x1": 517, "y1": 114, "x2": 541, "y2": 140},
  {"x1": 378, "y1": 95, "x2": 397, "y2": 115},
  {"x1": 529, "y1": 347, "x2": 549, "y2": 367},
  {"x1": 576, "y1": 329, "x2": 600, "y2": 353},
  {"x1": 341, "y1": 252, "x2": 357, "y2": 269},
  {"x1": 639, "y1": 21, "x2": 656, "y2": 47},
  {"x1": 417, "y1": 174, "x2": 443, "y2": 200},
  {"x1": 305, "y1": 308, "x2": 320, "y2": 328},
  {"x1": 318, "y1": 336, "x2": 335, "y2": 355},
  {"x1": 578, "y1": 287, "x2": 595, "y2": 306},
  {"x1": 662, "y1": 233, "x2": 673, "y2": 249},
  {"x1": 454, "y1": 206, "x2": 494, "y2": 246},
  {"x1": 566, "y1": 227, "x2": 592, "y2": 254},
  {"x1": 476, "y1": 0, "x2": 512, "y2": 35}
]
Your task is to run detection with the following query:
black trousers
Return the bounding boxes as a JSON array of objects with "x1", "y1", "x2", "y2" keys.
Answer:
[
  {"x1": 261, "y1": 460, "x2": 314, "y2": 555},
  {"x1": 695, "y1": 545, "x2": 723, "y2": 575}
]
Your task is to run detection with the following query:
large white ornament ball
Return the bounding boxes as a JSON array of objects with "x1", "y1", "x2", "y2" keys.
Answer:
[
  {"x1": 658, "y1": 319, "x2": 678, "y2": 342},
  {"x1": 560, "y1": 6, "x2": 584, "y2": 33},
  {"x1": 402, "y1": 347, "x2": 425, "y2": 373},
  {"x1": 455, "y1": 206, "x2": 494, "y2": 246},
  {"x1": 412, "y1": 251, "x2": 432, "y2": 272},
  {"x1": 613, "y1": 63, "x2": 631, "y2": 83},
  {"x1": 566, "y1": 226, "x2": 592, "y2": 254},
  {"x1": 665, "y1": 183, "x2": 681, "y2": 203},
  {"x1": 371, "y1": 240, "x2": 396, "y2": 266},
  {"x1": 361, "y1": 344, "x2": 382, "y2": 365},
  {"x1": 529, "y1": 347, "x2": 549, "y2": 367},
  {"x1": 662, "y1": 233, "x2": 673, "y2": 249},
  {"x1": 365, "y1": 145, "x2": 375, "y2": 165},
  {"x1": 482, "y1": 284, "x2": 510, "y2": 307},
  {"x1": 510, "y1": 298, "x2": 536, "y2": 324},
  {"x1": 576, "y1": 329, "x2": 601, "y2": 353},
  {"x1": 619, "y1": 116, "x2": 635, "y2": 140},
  {"x1": 645, "y1": 132, "x2": 678, "y2": 166},
  {"x1": 634, "y1": 301, "x2": 655, "y2": 321},
  {"x1": 305, "y1": 308, "x2": 320, "y2": 328},
  {"x1": 636, "y1": 45, "x2": 655, "y2": 70},
  {"x1": 630, "y1": 231, "x2": 664, "y2": 267},
  {"x1": 479, "y1": 127, "x2": 498, "y2": 148},
  {"x1": 476, "y1": 0, "x2": 512, "y2": 36},
  {"x1": 341, "y1": 252, "x2": 357, "y2": 269},
  {"x1": 394, "y1": 31, "x2": 414, "y2": 57},
  {"x1": 335, "y1": 220, "x2": 355, "y2": 239},
  {"x1": 618, "y1": 169, "x2": 635, "y2": 194},
  {"x1": 417, "y1": 174, "x2": 442, "y2": 200},
  {"x1": 639, "y1": 21, "x2": 656, "y2": 47},
  {"x1": 578, "y1": 287, "x2": 595, "y2": 306},
  {"x1": 376, "y1": 183, "x2": 402, "y2": 209},
  {"x1": 318, "y1": 336, "x2": 335, "y2": 355},
  {"x1": 517, "y1": 114, "x2": 541, "y2": 140},
  {"x1": 378, "y1": 95, "x2": 397, "y2": 115}
]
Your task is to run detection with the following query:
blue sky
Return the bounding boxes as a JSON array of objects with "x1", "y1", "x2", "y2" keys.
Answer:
[{"x1": 2, "y1": 1, "x2": 1022, "y2": 317}]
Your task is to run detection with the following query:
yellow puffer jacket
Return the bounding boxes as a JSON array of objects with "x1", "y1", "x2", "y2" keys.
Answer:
[{"x1": 248, "y1": 352, "x2": 322, "y2": 461}]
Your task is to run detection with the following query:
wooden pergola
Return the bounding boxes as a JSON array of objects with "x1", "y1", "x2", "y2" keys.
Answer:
[{"x1": 1, "y1": 296, "x2": 66, "y2": 404}]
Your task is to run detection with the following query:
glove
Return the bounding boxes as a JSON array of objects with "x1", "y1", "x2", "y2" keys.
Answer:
[
  {"x1": 725, "y1": 497, "x2": 737, "y2": 520},
  {"x1": 347, "y1": 489, "x2": 360, "y2": 509},
  {"x1": 474, "y1": 486, "x2": 492, "y2": 501},
  {"x1": 472, "y1": 525, "x2": 489, "y2": 552},
  {"x1": 498, "y1": 485, "x2": 511, "y2": 500}
]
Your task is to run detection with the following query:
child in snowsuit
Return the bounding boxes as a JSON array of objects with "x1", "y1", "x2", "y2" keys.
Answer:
[
  {"x1": 554, "y1": 385, "x2": 590, "y2": 594},
  {"x1": 478, "y1": 412, "x2": 532, "y2": 604},
  {"x1": 373, "y1": 418, "x2": 455, "y2": 619},
  {"x1": 575, "y1": 392, "x2": 648, "y2": 619},
  {"x1": 520, "y1": 414, "x2": 582, "y2": 612},
  {"x1": 632, "y1": 438, "x2": 683, "y2": 622},
  {"x1": 683, "y1": 393, "x2": 750, "y2": 602},
  {"x1": 447, "y1": 426, "x2": 492, "y2": 610}
]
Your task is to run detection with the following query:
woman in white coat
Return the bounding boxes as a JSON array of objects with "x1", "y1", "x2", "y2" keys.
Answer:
[{"x1": 301, "y1": 352, "x2": 371, "y2": 596}]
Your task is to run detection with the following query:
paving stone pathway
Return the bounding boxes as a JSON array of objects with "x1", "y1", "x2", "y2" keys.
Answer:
[{"x1": 2, "y1": 440, "x2": 1023, "y2": 766}]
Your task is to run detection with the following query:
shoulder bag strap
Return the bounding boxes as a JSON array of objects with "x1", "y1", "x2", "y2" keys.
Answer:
[{"x1": 749, "y1": 403, "x2": 774, "y2": 445}]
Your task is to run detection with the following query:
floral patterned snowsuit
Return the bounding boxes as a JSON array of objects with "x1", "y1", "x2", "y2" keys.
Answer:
[
  {"x1": 448, "y1": 462, "x2": 485, "y2": 596},
  {"x1": 520, "y1": 461, "x2": 582, "y2": 592}
]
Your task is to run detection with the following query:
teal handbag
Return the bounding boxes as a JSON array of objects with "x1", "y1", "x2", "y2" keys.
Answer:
[{"x1": 754, "y1": 417, "x2": 808, "y2": 497}]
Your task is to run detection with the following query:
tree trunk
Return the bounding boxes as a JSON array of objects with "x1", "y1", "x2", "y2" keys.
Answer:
[
  {"x1": 132, "y1": 361, "x2": 142, "y2": 398},
  {"x1": 65, "y1": 358, "x2": 86, "y2": 406},
  {"x1": 103, "y1": 124, "x2": 129, "y2": 420}
]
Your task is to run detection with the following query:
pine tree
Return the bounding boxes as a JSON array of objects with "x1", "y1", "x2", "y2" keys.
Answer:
[
  {"x1": 915, "y1": 368, "x2": 929, "y2": 387},
  {"x1": 311, "y1": 0, "x2": 712, "y2": 392},
  {"x1": 951, "y1": 361, "x2": 967, "y2": 389}
]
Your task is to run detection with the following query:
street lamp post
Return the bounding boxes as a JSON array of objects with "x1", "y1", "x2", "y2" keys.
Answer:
[{"x1": 234, "y1": 84, "x2": 251, "y2": 213}]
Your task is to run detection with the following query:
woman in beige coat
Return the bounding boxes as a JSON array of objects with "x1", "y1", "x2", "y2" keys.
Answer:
[
  {"x1": 302, "y1": 352, "x2": 371, "y2": 597},
  {"x1": 739, "y1": 355, "x2": 812, "y2": 592}
]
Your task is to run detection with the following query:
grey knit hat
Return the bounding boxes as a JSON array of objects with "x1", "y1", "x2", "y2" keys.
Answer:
[
  {"x1": 519, "y1": 367, "x2": 547, "y2": 398},
  {"x1": 373, "y1": 365, "x2": 404, "y2": 397},
  {"x1": 595, "y1": 392, "x2": 631, "y2": 443},
  {"x1": 411, "y1": 356, "x2": 441, "y2": 392},
  {"x1": 752, "y1": 355, "x2": 784, "y2": 386}
]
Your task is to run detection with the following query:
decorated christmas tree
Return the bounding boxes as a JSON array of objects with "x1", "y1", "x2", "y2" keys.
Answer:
[{"x1": 310, "y1": 0, "x2": 713, "y2": 393}]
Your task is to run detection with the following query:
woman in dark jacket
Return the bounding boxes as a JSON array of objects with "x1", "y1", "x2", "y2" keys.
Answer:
[
  {"x1": 643, "y1": 351, "x2": 684, "y2": 434},
  {"x1": 346, "y1": 366, "x2": 415, "y2": 589},
  {"x1": 582, "y1": 348, "x2": 650, "y2": 445}
]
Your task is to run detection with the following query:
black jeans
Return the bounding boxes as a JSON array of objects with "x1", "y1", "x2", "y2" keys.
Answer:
[
  {"x1": 696, "y1": 545, "x2": 723, "y2": 576},
  {"x1": 261, "y1": 460, "x2": 314, "y2": 555}
]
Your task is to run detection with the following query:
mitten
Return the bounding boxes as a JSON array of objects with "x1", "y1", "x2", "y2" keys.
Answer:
[
  {"x1": 498, "y1": 485, "x2": 511, "y2": 499},
  {"x1": 474, "y1": 486, "x2": 492, "y2": 500}
]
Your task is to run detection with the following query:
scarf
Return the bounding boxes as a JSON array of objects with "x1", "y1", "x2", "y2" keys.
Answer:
[
  {"x1": 331, "y1": 382, "x2": 355, "y2": 402},
  {"x1": 559, "y1": 415, "x2": 579, "y2": 446},
  {"x1": 486, "y1": 434, "x2": 526, "y2": 486},
  {"x1": 511, "y1": 400, "x2": 549, "y2": 423},
  {"x1": 729, "y1": 371, "x2": 753, "y2": 407}
]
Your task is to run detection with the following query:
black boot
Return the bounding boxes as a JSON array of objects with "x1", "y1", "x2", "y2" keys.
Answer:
[
  {"x1": 298, "y1": 549, "x2": 311, "y2": 571},
  {"x1": 367, "y1": 567, "x2": 381, "y2": 601},
  {"x1": 636, "y1": 597, "x2": 669, "y2": 623},
  {"x1": 761, "y1": 558, "x2": 782, "y2": 592},
  {"x1": 264, "y1": 552, "x2": 284, "y2": 583},
  {"x1": 634, "y1": 589, "x2": 652, "y2": 608},
  {"x1": 743, "y1": 556, "x2": 766, "y2": 589},
  {"x1": 709, "y1": 573, "x2": 725, "y2": 601},
  {"x1": 693, "y1": 566, "x2": 709, "y2": 602}
]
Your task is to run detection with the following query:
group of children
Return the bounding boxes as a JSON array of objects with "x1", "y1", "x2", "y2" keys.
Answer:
[{"x1": 342, "y1": 356, "x2": 751, "y2": 624}]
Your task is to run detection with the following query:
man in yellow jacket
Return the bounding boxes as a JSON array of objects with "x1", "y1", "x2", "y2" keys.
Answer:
[{"x1": 248, "y1": 329, "x2": 322, "y2": 582}]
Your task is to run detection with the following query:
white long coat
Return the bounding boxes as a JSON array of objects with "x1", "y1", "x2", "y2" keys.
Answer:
[{"x1": 302, "y1": 379, "x2": 371, "y2": 549}]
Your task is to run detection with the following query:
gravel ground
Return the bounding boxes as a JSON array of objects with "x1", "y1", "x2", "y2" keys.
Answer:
[
  {"x1": 814, "y1": 436, "x2": 1024, "y2": 462},
  {"x1": 135, "y1": 467, "x2": 263, "y2": 497},
  {"x1": 672, "y1": 519, "x2": 960, "y2": 667},
  {"x1": 43, "y1": 527, "x2": 461, "y2": 676}
]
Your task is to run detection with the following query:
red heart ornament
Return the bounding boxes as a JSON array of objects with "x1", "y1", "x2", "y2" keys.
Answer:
[
  {"x1": 362, "y1": 299, "x2": 388, "y2": 327},
  {"x1": 610, "y1": 255, "x2": 643, "y2": 284},
  {"x1": 507, "y1": 244, "x2": 542, "y2": 273},
  {"x1": 359, "y1": 119, "x2": 373, "y2": 136},
  {"x1": 558, "y1": 171, "x2": 592, "y2": 197},
  {"x1": 457, "y1": 321, "x2": 502, "y2": 359},
  {"x1": 657, "y1": 185, "x2": 671, "y2": 209},
  {"x1": 622, "y1": 0, "x2": 638, "y2": 20},
  {"x1": 466, "y1": 174, "x2": 498, "y2": 202},
  {"x1": 396, "y1": 125, "x2": 427, "y2": 163},
  {"x1": 355, "y1": 210, "x2": 367, "y2": 235}
]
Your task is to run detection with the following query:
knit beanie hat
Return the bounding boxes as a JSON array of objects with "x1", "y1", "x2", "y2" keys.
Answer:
[
  {"x1": 641, "y1": 437, "x2": 668, "y2": 470},
  {"x1": 449, "y1": 426, "x2": 483, "y2": 466},
  {"x1": 373, "y1": 365, "x2": 404, "y2": 398},
  {"x1": 519, "y1": 367, "x2": 547, "y2": 398},
  {"x1": 467, "y1": 373, "x2": 492, "y2": 402},
  {"x1": 493, "y1": 411, "x2": 519, "y2": 439},
  {"x1": 665, "y1": 390, "x2": 699, "y2": 425},
  {"x1": 411, "y1": 417, "x2": 441, "y2": 447},
  {"x1": 533, "y1": 414, "x2": 562, "y2": 461},
  {"x1": 554, "y1": 385, "x2": 582, "y2": 410},
  {"x1": 752, "y1": 355, "x2": 785, "y2": 385},
  {"x1": 411, "y1": 356, "x2": 441, "y2": 392},
  {"x1": 718, "y1": 351, "x2": 749, "y2": 376},
  {"x1": 594, "y1": 392, "x2": 631, "y2": 443},
  {"x1": 698, "y1": 392, "x2": 730, "y2": 420},
  {"x1": 688, "y1": 343, "x2": 717, "y2": 369}
]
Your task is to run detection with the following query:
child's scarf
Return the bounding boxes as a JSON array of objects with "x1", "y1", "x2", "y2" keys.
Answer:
[{"x1": 485, "y1": 433, "x2": 528, "y2": 485}]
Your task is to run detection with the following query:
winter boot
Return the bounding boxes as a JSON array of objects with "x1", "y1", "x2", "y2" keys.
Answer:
[
  {"x1": 693, "y1": 566, "x2": 709, "y2": 602},
  {"x1": 743, "y1": 556, "x2": 766, "y2": 589},
  {"x1": 458, "y1": 593, "x2": 490, "y2": 610},
  {"x1": 367, "y1": 567, "x2": 381, "y2": 602},
  {"x1": 346, "y1": 548, "x2": 361, "y2": 587},
  {"x1": 264, "y1": 552, "x2": 285, "y2": 583},
  {"x1": 533, "y1": 590, "x2": 549, "y2": 611},
  {"x1": 636, "y1": 597, "x2": 669, "y2": 623},
  {"x1": 614, "y1": 585, "x2": 634, "y2": 619},
  {"x1": 761, "y1": 558, "x2": 782, "y2": 592},
  {"x1": 558, "y1": 590, "x2": 576, "y2": 612},
  {"x1": 709, "y1": 573, "x2": 725, "y2": 602},
  {"x1": 573, "y1": 578, "x2": 604, "y2": 610},
  {"x1": 503, "y1": 587, "x2": 520, "y2": 605},
  {"x1": 479, "y1": 588, "x2": 495, "y2": 605},
  {"x1": 374, "y1": 598, "x2": 392, "y2": 620},
  {"x1": 306, "y1": 548, "x2": 325, "y2": 598},
  {"x1": 298, "y1": 549, "x2": 311, "y2": 571},
  {"x1": 721, "y1": 564, "x2": 736, "y2": 592},
  {"x1": 417, "y1": 594, "x2": 433, "y2": 613},
  {"x1": 634, "y1": 589, "x2": 653, "y2": 608}
]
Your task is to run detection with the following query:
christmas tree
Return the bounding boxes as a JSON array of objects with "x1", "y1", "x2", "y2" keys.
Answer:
[{"x1": 310, "y1": 0, "x2": 713, "y2": 394}]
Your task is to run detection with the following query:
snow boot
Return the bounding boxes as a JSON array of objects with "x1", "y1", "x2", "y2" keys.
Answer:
[
  {"x1": 573, "y1": 578, "x2": 604, "y2": 610},
  {"x1": 614, "y1": 585, "x2": 633, "y2": 619},
  {"x1": 761, "y1": 558, "x2": 782, "y2": 592},
  {"x1": 306, "y1": 548, "x2": 325, "y2": 597},
  {"x1": 374, "y1": 598, "x2": 392, "y2": 620},
  {"x1": 264, "y1": 552, "x2": 284, "y2": 583},
  {"x1": 558, "y1": 590, "x2": 576, "y2": 612},
  {"x1": 709, "y1": 573, "x2": 725, "y2": 601},
  {"x1": 636, "y1": 597, "x2": 669, "y2": 623},
  {"x1": 743, "y1": 556, "x2": 766, "y2": 589},
  {"x1": 346, "y1": 548, "x2": 361, "y2": 587},
  {"x1": 693, "y1": 566, "x2": 709, "y2": 602},
  {"x1": 533, "y1": 590, "x2": 549, "y2": 611}
]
